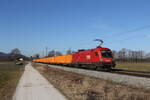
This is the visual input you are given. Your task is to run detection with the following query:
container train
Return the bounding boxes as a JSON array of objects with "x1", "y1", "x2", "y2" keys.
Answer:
[{"x1": 33, "y1": 46, "x2": 116, "y2": 69}]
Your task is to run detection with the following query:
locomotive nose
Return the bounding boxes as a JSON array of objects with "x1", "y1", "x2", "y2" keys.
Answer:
[
  {"x1": 104, "y1": 59, "x2": 111, "y2": 62},
  {"x1": 102, "y1": 58, "x2": 112, "y2": 63}
]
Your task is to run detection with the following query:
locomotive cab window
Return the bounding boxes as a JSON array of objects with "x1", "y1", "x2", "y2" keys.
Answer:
[
  {"x1": 95, "y1": 52, "x2": 99, "y2": 56},
  {"x1": 101, "y1": 50, "x2": 112, "y2": 58}
]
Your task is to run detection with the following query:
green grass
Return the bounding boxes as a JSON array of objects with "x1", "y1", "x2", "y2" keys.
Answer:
[
  {"x1": 0, "y1": 62, "x2": 25, "y2": 100},
  {"x1": 116, "y1": 62, "x2": 150, "y2": 72}
]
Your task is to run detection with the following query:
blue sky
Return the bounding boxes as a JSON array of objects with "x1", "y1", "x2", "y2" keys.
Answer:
[{"x1": 0, "y1": 0, "x2": 150, "y2": 56}]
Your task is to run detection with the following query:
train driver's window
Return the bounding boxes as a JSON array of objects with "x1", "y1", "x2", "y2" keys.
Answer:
[{"x1": 95, "y1": 52, "x2": 99, "y2": 56}]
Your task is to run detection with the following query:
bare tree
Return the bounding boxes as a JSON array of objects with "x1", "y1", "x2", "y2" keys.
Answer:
[
  {"x1": 112, "y1": 50, "x2": 117, "y2": 59},
  {"x1": 33, "y1": 54, "x2": 40, "y2": 59},
  {"x1": 10, "y1": 48, "x2": 21, "y2": 55},
  {"x1": 48, "y1": 50, "x2": 55, "y2": 57},
  {"x1": 66, "y1": 49, "x2": 72, "y2": 54},
  {"x1": 55, "y1": 51, "x2": 62, "y2": 56},
  {"x1": 30, "y1": 56, "x2": 33, "y2": 60},
  {"x1": 48, "y1": 50, "x2": 63, "y2": 57},
  {"x1": 9, "y1": 48, "x2": 30, "y2": 61},
  {"x1": 35, "y1": 54, "x2": 40, "y2": 59}
]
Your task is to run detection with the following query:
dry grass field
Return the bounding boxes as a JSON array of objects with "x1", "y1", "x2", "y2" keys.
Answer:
[
  {"x1": 33, "y1": 63, "x2": 150, "y2": 100},
  {"x1": 0, "y1": 62, "x2": 25, "y2": 100},
  {"x1": 116, "y1": 62, "x2": 150, "y2": 72}
]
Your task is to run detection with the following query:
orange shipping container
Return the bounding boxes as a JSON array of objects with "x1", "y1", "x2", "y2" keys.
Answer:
[
  {"x1": 47, "y1": 57, "x2": 55, "y2": 63},
  {"x1": 54, "y1": 54, "x2": 73, "y2": 64}
]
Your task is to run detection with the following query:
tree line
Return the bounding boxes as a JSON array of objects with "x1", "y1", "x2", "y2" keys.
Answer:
[{"x1": 113, "y1": 48, "x2": 150, "y2": 63}]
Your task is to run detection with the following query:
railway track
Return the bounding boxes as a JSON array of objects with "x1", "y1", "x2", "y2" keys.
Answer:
[
  {"x1": 56, "y1": 65, "x2": 150, "y2": 78},
  {"x1": 98, "y1": 69, "x2": 150, "y2": 78},
  {"x1": 37, "y1": 62, "x2": 150, "y2": 78}
]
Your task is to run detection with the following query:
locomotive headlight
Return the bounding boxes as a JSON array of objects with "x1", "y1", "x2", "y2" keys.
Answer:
[{"x1": 100, "y1": 59, "x2": 103, "y2": 62}]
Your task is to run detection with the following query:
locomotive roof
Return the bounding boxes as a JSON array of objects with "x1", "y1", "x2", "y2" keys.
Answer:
[{"x1": 76, "y1": 47, "x2": 111, "y2": 53}]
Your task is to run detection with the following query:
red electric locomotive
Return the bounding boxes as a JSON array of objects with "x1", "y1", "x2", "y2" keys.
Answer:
[{"x1": 72, "y1": 46, "x2": 115, "y2": 69}]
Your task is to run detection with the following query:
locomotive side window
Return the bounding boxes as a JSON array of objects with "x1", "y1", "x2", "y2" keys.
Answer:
[
  {"x1": 95, "y1": 52, "x2": 99, "y2": 56},
  {"x1": 101, "y1": 50, "x2": 112, "y2": 58}
]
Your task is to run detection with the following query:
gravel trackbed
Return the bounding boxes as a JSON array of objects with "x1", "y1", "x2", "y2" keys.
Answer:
[
  {"x1": 13, "y1": 63, "x2": 67, "y2": 100},
  {"x1": 46, "y1": 64, "x2": 150, "y2": 89}
]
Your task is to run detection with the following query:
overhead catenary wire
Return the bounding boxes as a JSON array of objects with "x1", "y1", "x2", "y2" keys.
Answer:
[
  {"x1": 108, "y1": 24, "x2": 150, "y2": 42},
  {"x1": 98, "y1": 24, "x2": 150, "y2": 49},
  {"x1": 113, "y1": 24, "x2": 150, "y2": 37}
]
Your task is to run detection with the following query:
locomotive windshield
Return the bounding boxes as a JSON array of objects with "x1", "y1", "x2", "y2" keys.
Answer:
[{"x1": 101, "y1": 50, "x2": 113, "y2": 58}]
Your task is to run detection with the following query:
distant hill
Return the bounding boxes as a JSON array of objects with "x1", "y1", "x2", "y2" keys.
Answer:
[
  {"x1": 0, "y1": 52, "x2": 10, "y2": 56},
  {"x1": 0, "y1": 52, "x2": 29, "y2": 61}
]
